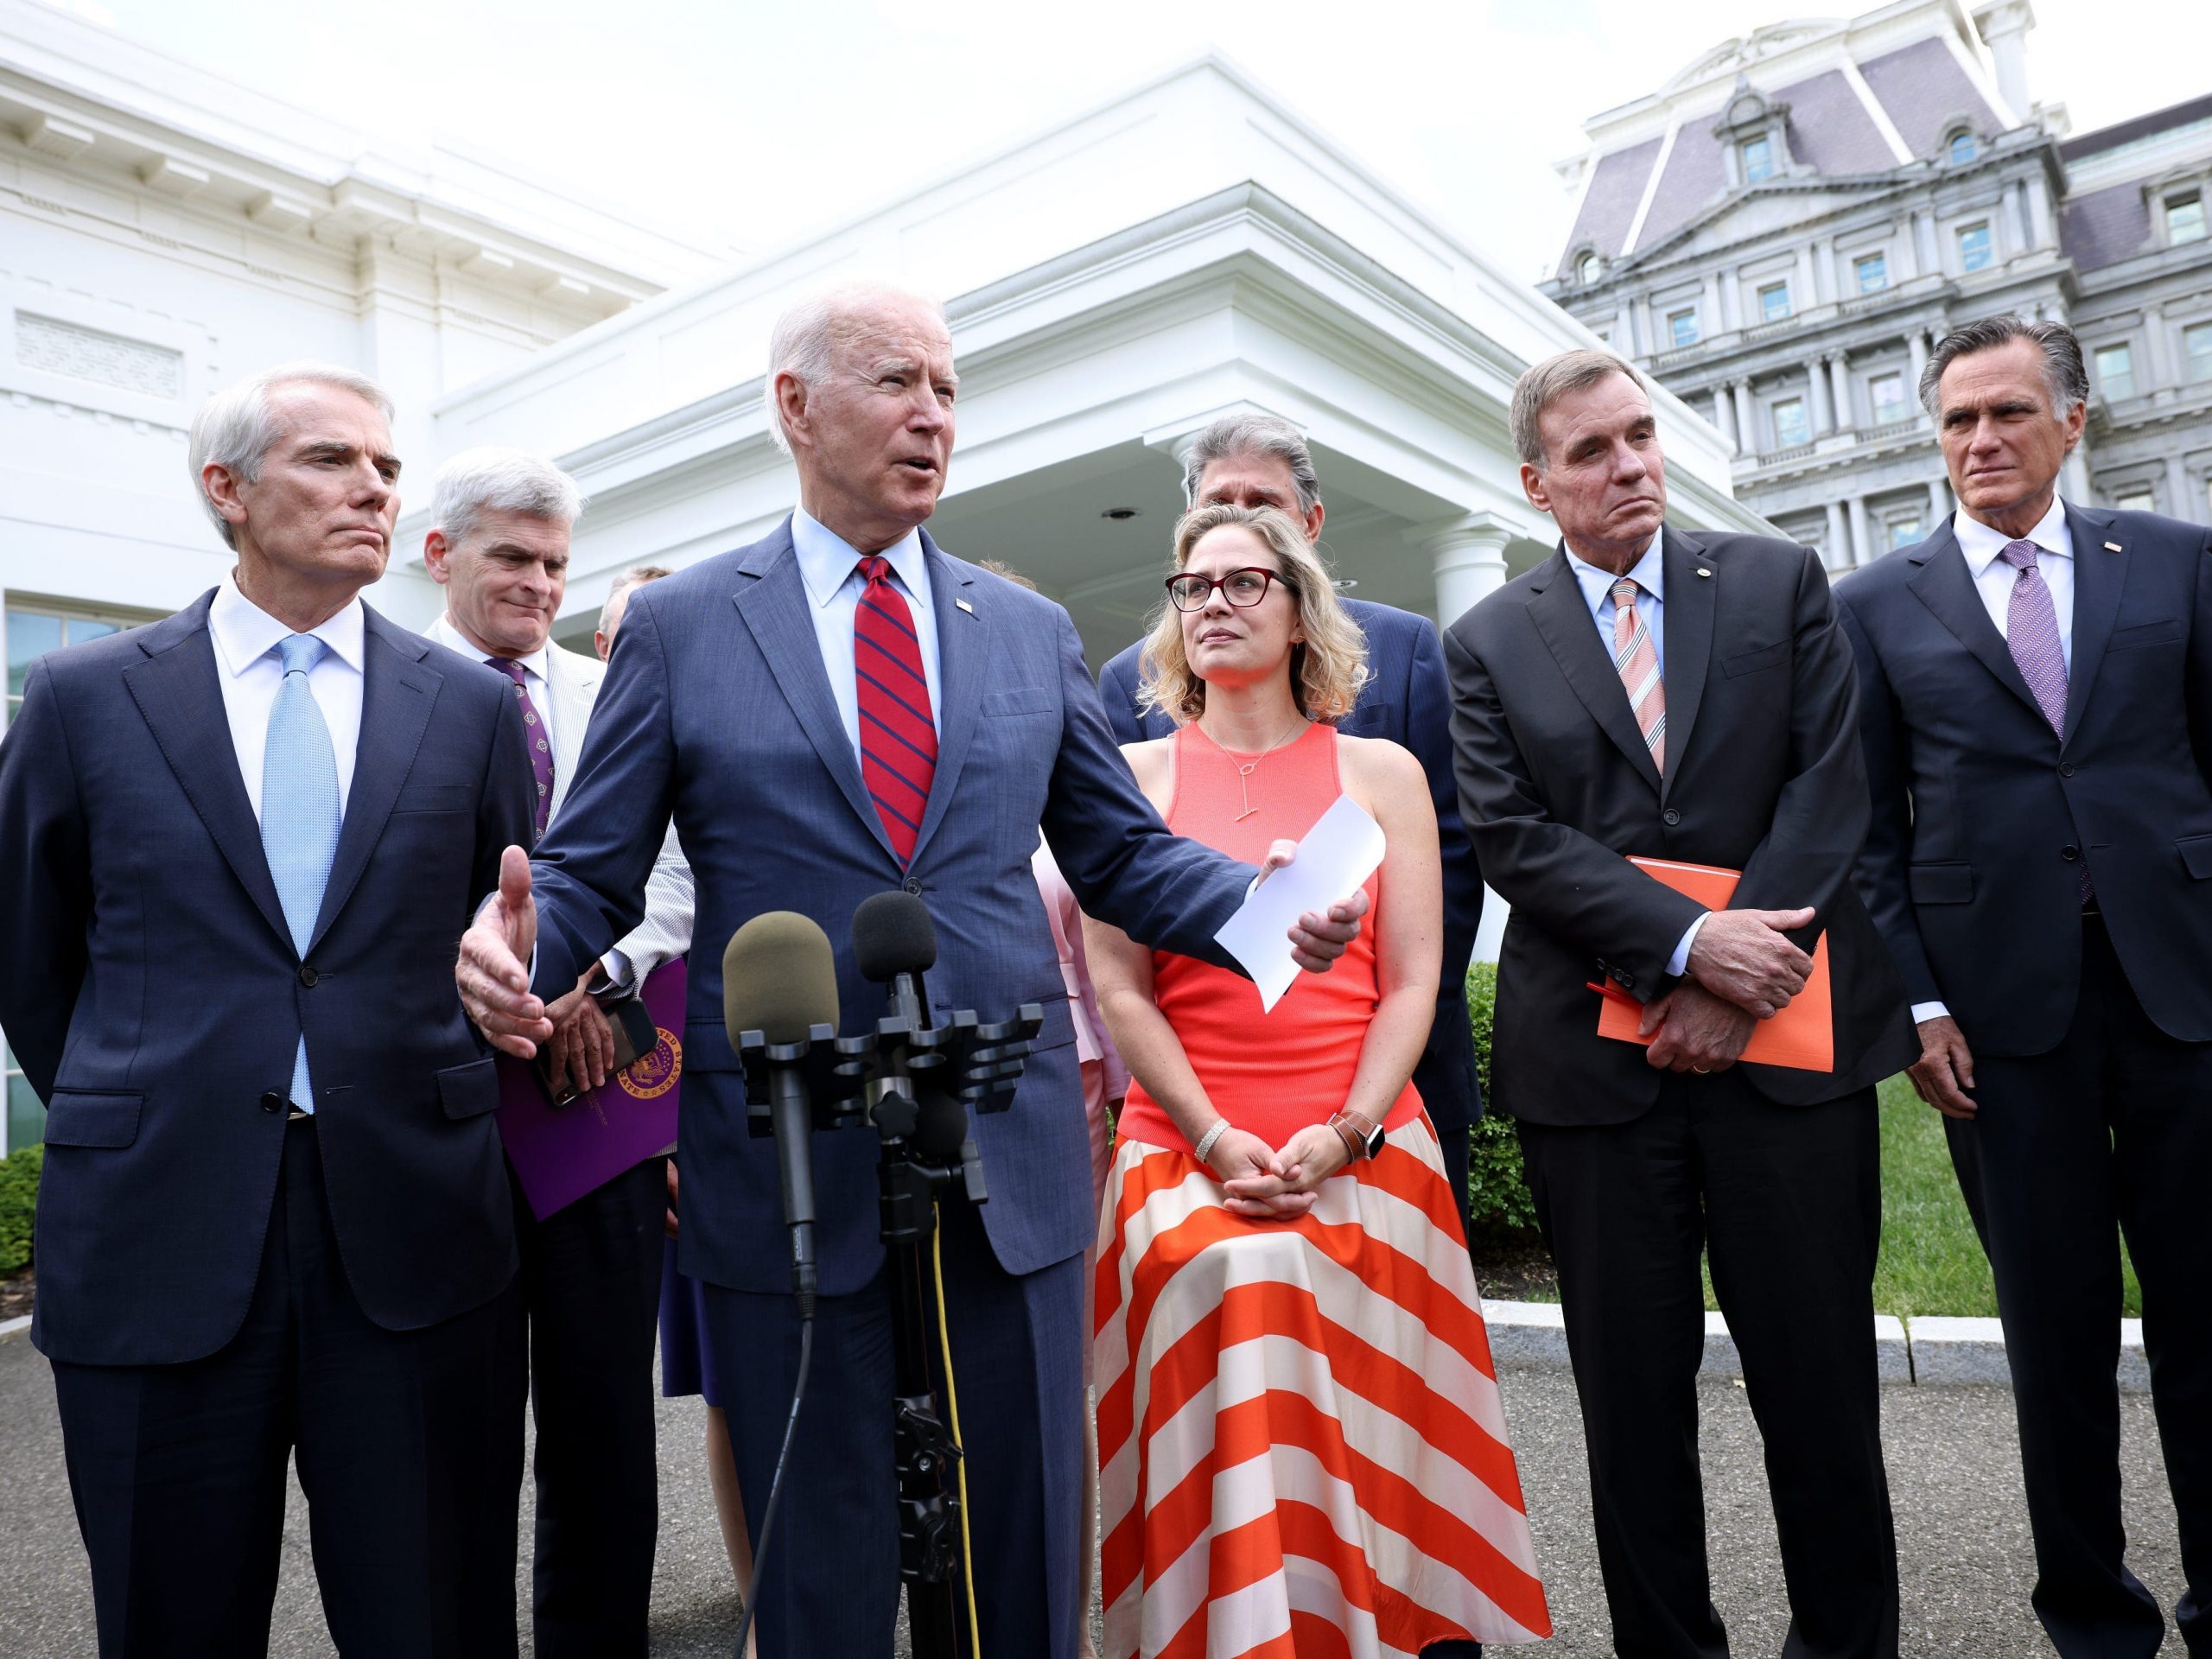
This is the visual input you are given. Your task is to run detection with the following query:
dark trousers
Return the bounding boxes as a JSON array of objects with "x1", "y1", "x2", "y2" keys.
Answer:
[
  {"x1": 1518, "y1": 1071, "x2": 1897, "y2": 1659},
  {"x1": 1437, "y1": 1119, "x2": 1473, "y2": 1248},
  {"x1": 505, "y1": 1154, "x2": 669, "y2": 1659},
  {"x1": 1947, "y1": 915, "x2": 2212, "y2": 1658},
  {"x1": 50, "y1": 1117, "x2": 519, "y2": 1658},
  {"x1": 703, "y1": 1195, "x2": 1085, "y2": 1659}
]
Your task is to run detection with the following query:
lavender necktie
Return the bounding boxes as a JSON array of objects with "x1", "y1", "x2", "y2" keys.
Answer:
[
  {"x1": 1999, "y1": 539, "x2": 2091, "y2": 901},
  {"x1": 488, "y1": 658, "x2": 555, "y2": 842}
]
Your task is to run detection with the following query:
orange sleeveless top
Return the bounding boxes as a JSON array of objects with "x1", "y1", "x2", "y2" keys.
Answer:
[{"x1": 1116, "y1": 721, "x2": 1424, "y2": 1155}]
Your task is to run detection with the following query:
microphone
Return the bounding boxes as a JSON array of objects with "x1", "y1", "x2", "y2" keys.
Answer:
[
  {"x1": 724, "y1": 912, "x2": 840, "y2": 1318},
  {"x1": 853, "y1": 893, "x2": 970, "y2": 1160}
]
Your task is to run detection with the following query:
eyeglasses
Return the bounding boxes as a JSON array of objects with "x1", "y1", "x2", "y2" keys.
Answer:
[{"x1": 1166, "y1": 567, "x2": 1285, "y2": 612}]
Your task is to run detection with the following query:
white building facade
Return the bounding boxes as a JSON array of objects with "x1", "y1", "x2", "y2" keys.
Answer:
[{"x1": 0, "y1": 2, "x2": 1766, "y2": 1151}]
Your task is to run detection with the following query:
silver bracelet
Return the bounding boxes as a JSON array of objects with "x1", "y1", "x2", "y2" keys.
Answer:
[{"x1": 1193, "y1": 1118, "x2": 1230, "y2": 1164}]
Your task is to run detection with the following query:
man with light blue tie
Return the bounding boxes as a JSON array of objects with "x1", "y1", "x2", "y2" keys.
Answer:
[{"x1": 0, "y1": 363, "x2": 538, "y2": 1656}]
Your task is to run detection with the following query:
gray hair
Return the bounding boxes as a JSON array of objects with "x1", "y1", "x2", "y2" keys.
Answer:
[
  {"x1": 188, "y1": 361, "x2": 395, "y2": 549},
  {"x1": 762, "y1": 279, "x2": 949, "y2": 455},
  {"x1": 1510, "y1": 348, "x2": 1648, "y2": 468},
  {"x1": 429, "y1": 447, "x2": 584, "y2": 551},
  {"x1": 599, "y1": 563, "x2": 675, "y2": 636},
  {"x1": 1920, "y1": 316, "x2": 2088, "y2": 420},
  {"x1": 1180, "y1": 412, "x2": 1321, "y2": 515}
]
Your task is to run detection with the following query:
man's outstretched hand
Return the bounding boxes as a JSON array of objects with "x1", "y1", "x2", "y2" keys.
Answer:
[
  {"x1": 457, "y1": 845, "x2": 552, "y2": 1058},
  {"x1": 1258, "y1": 836, "x2": 1370, "y2": 974}
]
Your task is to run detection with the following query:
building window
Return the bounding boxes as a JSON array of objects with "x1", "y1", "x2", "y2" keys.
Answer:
[
  {"x1": 1854, "y1": 251, "x2": 1889, "y2": 294},
  {"x1": 1669, "y1": 308, "x2": 1700, "y2": 349},
  {"x1": 2188, "y1": 321, "x2": 2212, "y2": 383},
  {"x1": 1958, "y1": 222, "x2": 1994, "y2": 273},
  {"x1": 2113, "y1": 486, "x2": 2156, "y2": 512},
  {"x1": 1741, "y1": 135, "x2": 1776, "y2": 183},
  {"x1": 1758, "y1": 281, "x2": 1792, "y2": 323},
  {"x1": 3, "y1": 1037, "x2": 33, "y2": 1156},
  {"x1": 1578, "y1": 251, "x2": 1604, "y2": 285},
  {"x1": 6, "y1": 604, "x2": 124, "y2": 726},
  {"x1": 1772, "y1": 397, "x2": 1810, "y2": 448},
  {"x1": 1887, "y1": 515, "x2": 1923, "y2": 550},
  {"x1": 1947, "y1": 130, "x2": 1979, "y2": 165},
  {"x1": 2168, "y1": 193, "x2": 2208, "y2": 246},
  {"x1": 1869, "y1": 372, "x2": 1908, "y2": 423},
  {"x1": 2094, "y1": 343, "x2": 2136, "y2": 400}
]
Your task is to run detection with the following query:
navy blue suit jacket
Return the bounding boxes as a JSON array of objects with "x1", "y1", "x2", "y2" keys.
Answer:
[
  {"x1": 1837, "y1": 504, "x2": 2212, "y2": 1054},
  {"x1": 526, "y1": 519, "x2": 1256, "y2": 1296},
  {"x1": 1097, "y1": 598, "x2": 1484, "y2": 1129},
  {"x1": 0, "y1": 595, "x2": 537, "y2": 1366}
]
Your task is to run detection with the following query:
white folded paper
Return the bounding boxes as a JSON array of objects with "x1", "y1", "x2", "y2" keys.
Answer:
[{"x1": 1212, "y1": 792, "x2": 1387, "y2": 1013}]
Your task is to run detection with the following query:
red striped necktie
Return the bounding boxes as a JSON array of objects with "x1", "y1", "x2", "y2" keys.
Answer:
[{"x1": 853, "y1": 555, "x2": 937, "y2": 865}]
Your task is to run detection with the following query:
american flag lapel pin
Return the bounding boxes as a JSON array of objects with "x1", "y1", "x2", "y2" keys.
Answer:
[
  {"x1": 956, "y1": 597, "x2": 975, "y2": 613},
  {"x1": 1696, "y1": 567, "x2": 1713, "y2": 578},
  {"x1": 2104, "y1": 541, "x2": 2123, "y2": 553}
]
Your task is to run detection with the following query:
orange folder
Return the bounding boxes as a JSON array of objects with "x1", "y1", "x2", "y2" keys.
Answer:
[{"x1": 1591, "y1": 857, "x2": 1834, "y2": 1071}]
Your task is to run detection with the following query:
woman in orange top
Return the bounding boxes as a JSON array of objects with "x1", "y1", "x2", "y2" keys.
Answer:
[{"x1": 1085, "y1": 504, "x2": 1548, "y2": 1659}]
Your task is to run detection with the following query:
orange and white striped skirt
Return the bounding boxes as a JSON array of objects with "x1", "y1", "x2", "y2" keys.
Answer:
[{"x1": 1093, "y1": 1116, "x2": 1550, "y2": 1657}]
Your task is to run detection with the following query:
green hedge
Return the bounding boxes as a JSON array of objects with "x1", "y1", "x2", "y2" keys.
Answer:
[
  {"x1": 1463, "y1": 962, "x2": 1540, "y2": 1238},
  {"x1": 0, "y1": 1144, "x2": 39, "y2": 1277}
]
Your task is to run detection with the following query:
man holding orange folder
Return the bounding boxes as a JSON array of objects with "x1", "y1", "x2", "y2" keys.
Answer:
[{"x1": 1446, "y1": 348, "x2": 1916, "y2": 1659}]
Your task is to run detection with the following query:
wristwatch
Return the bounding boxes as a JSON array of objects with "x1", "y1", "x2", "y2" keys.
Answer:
[{"x1": 1326, "y1": 1109, "x2": 1384, "y2": 1162}]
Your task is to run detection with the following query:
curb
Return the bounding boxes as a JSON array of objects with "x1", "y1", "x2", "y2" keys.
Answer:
[
  {"x1": 0, "y1": 1314, "x2": 29, "y2": 1344},
  {"x1": 1481, "y1": 1299, "x2": 2147, "y2": 1393}
]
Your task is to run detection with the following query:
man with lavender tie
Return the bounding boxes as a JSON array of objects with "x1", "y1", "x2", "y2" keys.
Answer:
[{"x1": 1839, "y1": 316, "x2": 2212, "y2": 1658}]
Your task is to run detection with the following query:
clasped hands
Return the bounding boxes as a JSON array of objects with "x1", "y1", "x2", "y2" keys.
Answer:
[
  {"x1": 1205, "y1": 1121, "x2": 1357, "y2": 1220},
  {"x1": 1638, "y1": 906, "x2": 1815, "y2": 1075}
]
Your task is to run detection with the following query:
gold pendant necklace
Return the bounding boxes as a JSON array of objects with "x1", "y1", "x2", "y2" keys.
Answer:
[{"x1": 1228, "y1": 718, "x2": 1310, "y2": 822}]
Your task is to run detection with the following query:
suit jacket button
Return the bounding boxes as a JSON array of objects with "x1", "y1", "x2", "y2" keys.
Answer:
[
  {"x1": 902, "y1": 877, "x2": 923, "y2": 895},
  {"x1": 260, "y1": 1090, "x2": 286, "y2": 1113},
  {"x1": 2059, "y1": 762, "x2": 2077, "y2": 778},
  {"x1": 2061, "y1": 844, "x2": 2080, "y2": 861},
  {"x1": 1615, "y1": 969, "x2": 1636, "y2": 988},
  {"x1": 1662, "y1": 808, "x2": 1681, "y2": 826},
  {"x1": 298, "y1": 964, "x2": 319, "y2": 987}
]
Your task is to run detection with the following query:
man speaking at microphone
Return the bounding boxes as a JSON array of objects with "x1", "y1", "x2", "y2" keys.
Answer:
[{"x1": 454, "y1": 280, "x2": 1368, "y2": 1658}]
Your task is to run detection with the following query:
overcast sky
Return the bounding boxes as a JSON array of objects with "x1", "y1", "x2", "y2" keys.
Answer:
[{"x1": 72, "y1": 0, "x2": 2212, "y2": 283}]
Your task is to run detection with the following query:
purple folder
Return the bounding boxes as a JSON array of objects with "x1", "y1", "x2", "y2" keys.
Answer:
[{"x1": 497, "y1": 959, "x2": 687, "y2": 1221}]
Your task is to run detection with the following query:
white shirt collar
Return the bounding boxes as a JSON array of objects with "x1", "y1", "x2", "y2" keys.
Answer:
[
  {"x1": 790, "y1": 507, "x2": 931, "y2": 613},
  {"x1": 1563, "y1": 533, "x2": 1665, "y2": 607},
  {"x1": 209, "y1": 571, "x2": 366, "y2": 679},
  {"x1": 1953, "y1": 496, "x2": 2072, "y2": 580},
  {"x1": 429, "y1": 611, "x2": 550, "y2": 680}
]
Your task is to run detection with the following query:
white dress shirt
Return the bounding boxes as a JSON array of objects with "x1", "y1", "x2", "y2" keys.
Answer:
[
  {"x1": 790, "y1": 506, "x2": 942, "y2": 759},
  {"x1": 428, "y1": 614, "x2": 558, "y2": 755},
  {"x1": 1562, "y1": 537, "x2": 1705, "y2": 978},
  {"x1": 208, "y1": 574, "x2": 365, "y2": 818},
  {"x1": 1911, "y1": 498, "x2": 2077, "y2": 1027}
]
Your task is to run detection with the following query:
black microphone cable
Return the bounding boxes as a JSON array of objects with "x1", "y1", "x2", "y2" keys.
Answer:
[{"x1": 731, "y1": 1317, "x2": 811, "y2": 1659}]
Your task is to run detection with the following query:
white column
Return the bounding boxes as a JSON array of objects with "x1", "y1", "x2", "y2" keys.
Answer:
[
  {"x1": 1847, "y1": 495, "x2": 1873, "y2": 568},
  {"x1": 1830, "y1": 355, "x2": 1855, "y2": 430},
  {"x1": 1615, "y1": 302, "x2": 1637, "y2": 353},
  {"x1": 2166, "y1": 454, "x2": 2194, "y2": 518},
  {"x1": 1809, "y1": 356, "x2": 1836, "y2": 435},
  {"x1": 1915, "y1": 210, "x2": 1942, "y2": 275},
  {"x1": 1824, "y1": 499, "x2": 1851, "y2": 569},
  {"x1": 1810, "y1": 237, "x2": 1835, "y2": 306},
  {"x1": 1718, "y1": 268, "x2": 1743, "y2": 334},
  {"x1": 2026, "y1": 173, "x2": 2056, "y2": 252},
  {"x1": 1711, "y1": 386, "x2": 1738, "y2": 454},
  {"x1": 1928, "y1": 475, "x2": 1953, "y2": 527},
  {"x1": 1974, "y1": 0, "x2": 2036, "y2": 125},
  {"x1": 2063, "y1": 447, "x2": 2091, "y2": 505},
  {"x1": 2007, "y1": 181, "x2": 2033, "y2": 259},
  {"x1": 1732, "y1": 380, "x2": 1757, "y2": 452},
  {"x1": 2144, "y1": 304, "x2": 2174, "y2": 388},
  {"x1": 1418, "y1": 514, "x2": 1517, "y2": 632},
  {"x1": 1795, "y1": 243, "x2": 1821, "y2": 312},
  {"x1": 1700, "y1": 271, "x2": 1726, "y2": 338}
]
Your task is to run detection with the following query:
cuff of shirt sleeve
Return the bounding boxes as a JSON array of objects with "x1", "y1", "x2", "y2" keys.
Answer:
[
  {"x1": 597, "y1": 948, "x2": 636, "y2": 997},
  {"x1": 1910, "y1": 1001, "x2": 1950, "y2": 1024},
  {"x1": 1666, "y1": 912, "x2": 1709, "y2": 979}
]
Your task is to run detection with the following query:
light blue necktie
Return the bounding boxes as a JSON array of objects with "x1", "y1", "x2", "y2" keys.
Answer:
[{"x1": 261, "y1": 633, "x2": 340, "y2": 1113}]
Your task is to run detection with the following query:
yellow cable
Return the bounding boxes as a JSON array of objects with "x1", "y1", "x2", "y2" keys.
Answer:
[{"x1": 931, "y1": 1203, "x2": 985, "y2": 1658}]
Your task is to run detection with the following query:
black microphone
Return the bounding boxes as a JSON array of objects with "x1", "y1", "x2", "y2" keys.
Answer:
[
  {"x1": 852, "y1": 893, "x2": 972, "y2": 1160},
  {"x1": 724, "y1": 912, "x2": 839, "y2": 1319}
]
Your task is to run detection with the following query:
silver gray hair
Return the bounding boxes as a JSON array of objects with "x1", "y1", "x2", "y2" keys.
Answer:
[
  {"x1": 762, "y1": 279, "x2": 950, "y2": 455},
  {"x1": 1180, "y1": 412, "x2": 1322, "y2": 514},
  {"x1": 1510, "y1": 348, "x2": 1649, "y2": 468},
  {"x1": 188, "y1": 361, "x2": 395, "y2": 549},
  {"x1": 429, "y1": 447, "x2": 585, "y2": 551},
  {"x1": 1920, "y1": 316, "x2": 2089, "y2": 421},
  {"x1": 599, "y1": 563, "x2": 675, "y2": 637}
]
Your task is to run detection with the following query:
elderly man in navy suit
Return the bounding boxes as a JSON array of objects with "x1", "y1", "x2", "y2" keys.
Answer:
[
  {"x1": 454, "y1": 282, "x2": 1369, "y2": 1659},
  {"x1": 1840, "y1": 316, "x2": 2212, "y2": 1658},
  {"x1": 1096, "y1": 412, "x2": 1486, "y2": 1236},
  {"x1": 0, "y1": 364, "x2": 537, "y2": 1656}
]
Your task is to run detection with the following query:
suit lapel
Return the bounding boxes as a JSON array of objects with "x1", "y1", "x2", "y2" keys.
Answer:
[
  {"x1": 308, "y1": 611, "x2": 438, "y2": 951},
  {"x1": 730, "y1": 520, "x2": 899, "y2": 864},
  {"x1": 1656, "y1": 526, "x2": 1713, "y2": 803},
  {"x1": 544, "y1": 647, "x2": 601, "y2": 824},
  {"x1": 124, "y1": 594, "x2": 292, "y2": 949},
  {"x1": 2062, "y1": 502, "x2": 2126, "y2": 746},
  {"x1": 1905, "y1": 522, "x2": 2046, "y2": 724},
  {"x1": 1527, "y1": 549, "x2": 1662, "y2": 794},
  {"x1": 909, "y1": 533, "x2": 978, "y2": 867}
]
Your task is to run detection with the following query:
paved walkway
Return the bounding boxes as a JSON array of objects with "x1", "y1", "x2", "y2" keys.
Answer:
[{"x1": 0, "y1": 1332, "x2": 2188, "y2": 1655}]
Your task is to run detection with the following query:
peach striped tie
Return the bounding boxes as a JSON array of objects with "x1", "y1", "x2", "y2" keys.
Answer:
[{"x1": 1612, "y1": 576, "x2": 1665, "y2": 773}]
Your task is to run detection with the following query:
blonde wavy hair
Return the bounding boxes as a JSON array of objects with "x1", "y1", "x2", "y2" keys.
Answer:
[{"x1": 1136, "y1": 504, "x2": 1369, "y2": 726}]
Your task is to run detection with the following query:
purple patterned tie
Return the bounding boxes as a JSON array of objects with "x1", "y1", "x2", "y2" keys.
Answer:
[
  {"x1": 1998, "y1": 540, "x2": 2091, "y2": 901},
  {"x1": 488, "y1": 658, "x2": 555, "y2": 842}
]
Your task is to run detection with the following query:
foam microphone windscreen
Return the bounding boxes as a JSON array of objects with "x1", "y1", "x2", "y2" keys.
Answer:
[
  {"x1": 723, "y1": 912, "x2": 840, "y2": 1046},
  {"x1": 852, "y1": 891, "x2": 938, "y2": 984}
]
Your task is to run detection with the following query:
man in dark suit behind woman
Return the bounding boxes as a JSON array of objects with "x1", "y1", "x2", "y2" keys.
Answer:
[
  {"x1": 1446, "y1": 348, "x2": 1915, "y2": 1659},
  {"x1": 1097, "y1": 412, "x2": 1487, "y2": 1235},
  {"x1": 1838, "y1": 315, "x2": 2212, "y2": 1658}
]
